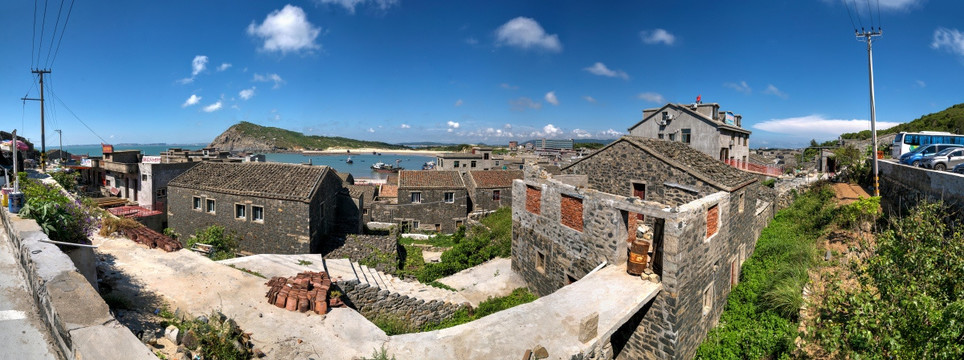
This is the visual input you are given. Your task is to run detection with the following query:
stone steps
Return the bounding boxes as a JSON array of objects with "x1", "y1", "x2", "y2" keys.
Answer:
[{"x1": 326, "y1": 259, "x2": 467, "y2": 305}]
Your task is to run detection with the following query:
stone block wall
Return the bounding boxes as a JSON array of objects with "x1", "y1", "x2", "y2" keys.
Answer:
[
  {"x1": 337, "y1": 280, "x2": 469, "y2": 330},
  {"x1": 322, "y1": 234, "x2": 399, "y2": 274},
  {"x1": 390, "y1": 188, "x2": 468, "y2": 233},
  {"x1": 469, "y1": 186, "x2": 513, "y2": 213},
  {"x1": 878, "y1": 160, "x2": 964, "y2": 215}
]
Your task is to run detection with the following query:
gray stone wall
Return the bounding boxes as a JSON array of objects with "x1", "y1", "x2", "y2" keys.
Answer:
[
  {"x1": 878, "y1": 160, "x2": 964, "y2": 215},
  {"x1": 470, "y1": 186, "x2": 512, "y2": 213},
  {"x1": 323, "y1": 234, "x2": 399, "y2": 274},
  {"x1": 392, "y1": 188, "x2": 468, "y2": 233},
  {"x1": 337, "y1": 280, "x2": 469, "y2": 330},
  {"x1": 563, "y1": 141, "x2": 720, "y2": 206},
  {"x1": 167, "y1": 187, "x2": 317, "y2": 254}
]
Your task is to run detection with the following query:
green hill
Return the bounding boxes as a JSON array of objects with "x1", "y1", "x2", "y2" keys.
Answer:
[
  {"x1": 209, "y1": 121, "x2": 408, "y2": 152},
  {"x1": 841, "y1": 103, "x2": 964, "y2": 140}
]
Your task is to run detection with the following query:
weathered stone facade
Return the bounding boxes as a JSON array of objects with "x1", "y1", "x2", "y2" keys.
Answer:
[
  {"x1": 463, "y1": 170, "x2": 522, "y2": 213},
  {"x1": 322, "y1": 234, "x2": 399, "y2": 274},
  {"x1": 370, "y1": 171, "x2": 469, "y2": 233},
  {"x1": 167, "y1": 163, "x2": 344, "y2": 254},
  {"x1": 513, "y1": 136, "x2": 772, "y2": 359},
  {"x1": 878, "y1": 160, "x2": 964, "y2": 215},
  {"x1": 337, "y1": 280, "x2": 469, "y2": 329}
]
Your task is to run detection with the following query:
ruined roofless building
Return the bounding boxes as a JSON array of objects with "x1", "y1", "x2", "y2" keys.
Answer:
[
  {"x1": 628, "y1": 102, "x2": 751, "y2": 166},
  {"x1": 167, "y1": 162, "x2": 343, "y2": 254},
  {"x1": 512, "y1": 136, "x2": 773, "y2": 359}
]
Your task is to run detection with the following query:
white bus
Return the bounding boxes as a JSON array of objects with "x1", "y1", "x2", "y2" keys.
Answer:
[{"x1": 892, "y1": 131, "x2": 964, "y2": 158}]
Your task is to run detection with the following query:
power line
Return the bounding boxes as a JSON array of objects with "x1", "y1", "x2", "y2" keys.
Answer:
[
  {"x1": 843, "y1": 0, "x2": 858, "y2": 31},
  {"x1": 865, "y1": 0, "x2": 874, "y2": 29},
  {"x1": 46, "y1": 79, "x2": 109, "y2": 144},
  {"x1": 37, "y1": 0, "x2": 49, "y2": 68},
  {"x1": 48, "y1": 0, "x2": 75, "y2": 68},
  {"x1": 852, "y1": 1, "x2": 864, "y2": 31},
  {"x1": 32, "y1": 0, "x2": 38, "y2": 67},
  {"x1": 876, "y1": 0, "x2": 882, "y2": 31},
  {"x1": 43, "y1": 0, "x2": 66, "y2": 68}
]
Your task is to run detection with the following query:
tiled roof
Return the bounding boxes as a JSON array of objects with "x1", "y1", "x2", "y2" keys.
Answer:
[
  {"x1": 336, "y1": 171, "x2": 353, "y2": 185},
  {"x1": 168, "y1": 162, "x2": 330, "y2": 202},
  {"x1": 379, "y1": 184, "x2": 398, "y2": 199},
  {"x1": 346, "y1": 184, "x2": 376, "y2": 202},
  {"x1": 565, "y1": 136, "x2": 756, "y2": 191},
  {"x1": 438, "y1": 152, "x2": 484, "y2": 159},
  {"x1": 385, "y1": 174, "x2": 398, "y2": 185},
  {"x1": 468, "y1": 170, "x2": 523, "y2": 189},
  {"x1": 398, "y1": 170, "x2": 464, "y2": 189}
]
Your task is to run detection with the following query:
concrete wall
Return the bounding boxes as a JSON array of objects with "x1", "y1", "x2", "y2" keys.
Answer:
[
  {"x1": 137, "y1": 162, "x2": 197, "y2": 213},
  {"x1": 879, "y1": 160, "x2": 964, "y2": 214},
  {"x1": 0, "y1": 209, "x2": 156, "y2": 360},
  {"x1": 630, "y1": 106, "x2": 750, "y2": 162}
]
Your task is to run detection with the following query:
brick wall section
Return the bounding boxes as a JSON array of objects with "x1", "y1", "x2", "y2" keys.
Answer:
[
  {"x1": 706, "y1": 204, "x2": 719, "y2": 239},
  {"x1": 560, "y1": 194, "x2": 584, "y2": 231},
  {"x1": 525, "y1": 185, "x2": 541, "y2": 214},
  {"x1": 338, "y1": 280, "x2": 470, "y2": 329}
]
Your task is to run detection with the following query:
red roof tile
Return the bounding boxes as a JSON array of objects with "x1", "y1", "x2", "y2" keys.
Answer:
[
  {"x1": 398, "y1": 170, "x2": 464, "y2": 189},
  {"x1": 468, "y1": 170, "x2": 523, "y2": 189}
]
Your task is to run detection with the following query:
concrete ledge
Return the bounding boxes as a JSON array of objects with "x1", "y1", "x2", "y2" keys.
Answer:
[{"x1": 1, "y1": 208, "x2": 156, "y2": 360}]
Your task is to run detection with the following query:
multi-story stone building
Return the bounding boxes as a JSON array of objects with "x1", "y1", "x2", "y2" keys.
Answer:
[
  {"x1": 435, "y1": 147, "x2": 498, "y2": 172},
  {"x1": 463, "y1": 170, "x2": 522, "y2": 213},
  {"x1": 371, "y1": 170, "x2": 468, "y2": 233},
  {"x1": 167, "y1": 162, "x2": 343, "y2": 254},
  {"x1": 628, "y1": 103, "x2": 751, "y2": 165},
  {"x1": 512, "y1": 135, "x2": 772, "y2": 359},
  {"x1": 101, "y1": 149, "x2": 142, "y2": 201}
]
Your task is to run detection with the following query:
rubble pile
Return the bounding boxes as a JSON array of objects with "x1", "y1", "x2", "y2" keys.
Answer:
[
  {"x1": 265, "y1": 271, "x2": 343, "y2": 315},
  {"x1": 121, "y1": 226, "x2": 183, "y2": 252}
]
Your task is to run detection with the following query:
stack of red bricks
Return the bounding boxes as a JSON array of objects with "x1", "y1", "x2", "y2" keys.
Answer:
[
  {"x1": 265, "y1": 271, "x2": 338, "y2": 315},
  {"x1": 121, "y1": 226, "x2": 183, "y2": 252}
]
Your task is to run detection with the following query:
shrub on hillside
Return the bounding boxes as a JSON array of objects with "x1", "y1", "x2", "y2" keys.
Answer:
[{"x1": 187, "y1": 225, "x2": 239, "y2": 260}]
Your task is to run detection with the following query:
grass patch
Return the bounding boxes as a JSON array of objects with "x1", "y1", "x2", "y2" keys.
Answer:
[
  {"x1": 159, "y1": 310, "x2": 253, "y2": 359},
  {"x1": 360, "y1": 346, "x2": 397, "y2": 360},
  {"x1": 696, "y1": 183, "x2": 836, "y2": 359},
  {"x1": 371, "y1": 287, "x2": 538, "y2": 335},
  {"x1": 428, "y1": 281, "x2": 456, "y2": 291},
  {"x1": 297, "y1": 259, "x2": 313, "y2": 266},
  {"x1": 398, "y1": 234, "x2": 458, "y2": 248},
  {"x1": 228, "y1": 265, "x2": 266, "y2": 279}
]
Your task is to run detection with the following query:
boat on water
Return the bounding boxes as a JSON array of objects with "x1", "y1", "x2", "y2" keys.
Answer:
[
  {"x1": 422, "y1": 161, "x2": 435, "y2": 170},
  {"x1": 346, "y1": 156, "x2": 353, "y2": 164},
  {"x1": 371, "y1": 161, "x2": 403, "y2": 173}
]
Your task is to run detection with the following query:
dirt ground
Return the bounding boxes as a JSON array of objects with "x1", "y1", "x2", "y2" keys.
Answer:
[{"x1": 832, "y1": 182, "x2": 872, "y2": 205}]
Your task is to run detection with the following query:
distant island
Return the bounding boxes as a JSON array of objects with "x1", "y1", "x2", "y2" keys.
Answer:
[{"x1": 209, "y1": 121, "x2": 409, "y2": 152}]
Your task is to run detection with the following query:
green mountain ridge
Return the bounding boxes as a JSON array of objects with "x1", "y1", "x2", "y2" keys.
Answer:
[
  {"x1": 209, "y1": 121, "x2": 408, "y2": 152},
  {"x1": 840, "y1": 103, "x2": 964, "y2": 140}
]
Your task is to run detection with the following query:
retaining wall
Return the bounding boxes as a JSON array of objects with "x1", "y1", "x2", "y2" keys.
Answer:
[
  {"x1": 879, "y1": 160, "x2": 964, "y2": 214},
  {"x1": 0, "y1": 208, "x2": 155, "y2": 360},
  {"x1": 338, "y1": 280, "x2": 469, "y2": 330}
]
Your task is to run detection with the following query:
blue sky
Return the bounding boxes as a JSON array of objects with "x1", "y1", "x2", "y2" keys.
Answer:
[{"x1": 2, "y1": 0, "x2": 963, "y2": 148}]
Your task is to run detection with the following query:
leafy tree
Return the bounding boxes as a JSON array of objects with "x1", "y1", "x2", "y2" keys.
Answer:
[{"x1": 187, "y1": 225, "x2": 239, "y2": 260}]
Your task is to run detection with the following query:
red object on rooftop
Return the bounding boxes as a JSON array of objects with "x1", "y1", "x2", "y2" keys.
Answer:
[{"x1": 108, "y1": 205, "x2": 163, "y2": 218}]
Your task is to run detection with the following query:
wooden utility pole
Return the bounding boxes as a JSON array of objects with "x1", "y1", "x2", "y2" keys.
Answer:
[
  {"x1": 857, "y1": 29, "x2": 882, "y2": 197},
  {"x1": 22, "y1": 69, "x2": 51, "y2": 171}
]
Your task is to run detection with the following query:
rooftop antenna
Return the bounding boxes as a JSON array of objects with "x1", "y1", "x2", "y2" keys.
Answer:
[{"x1": 857, "y1": 27, "x2": 882, "y2": 197}]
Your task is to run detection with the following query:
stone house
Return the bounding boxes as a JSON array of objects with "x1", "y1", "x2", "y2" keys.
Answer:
[
  {"x1": 101, "y1": 149, "x2": 142, "y2": 201},
  {"x1": 628, "y1": 103, "x2": 751, "y2": 165},
  {"x1": 371, "y1": 170, "x2": 468, "y2": 233},
  {"x1": 512, "y1": 136, "x2": 771, "y2": 359},
  {"x1": 463, "y1": 170, "x2": 522, "y2": 213},
  {"x1": 167, "y1": 162, "x2": 343, "y2": 254},
  {"x1": 137, "y1": 162, "x2": 198, "y2": 215},
  {"x1": 435, "y1": 147, "x2": 499, "y2": 172}
]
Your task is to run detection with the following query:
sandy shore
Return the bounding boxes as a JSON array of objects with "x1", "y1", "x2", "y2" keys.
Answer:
[{"x1": 302, "y1": 147, "x2": 442, "y2": 156}]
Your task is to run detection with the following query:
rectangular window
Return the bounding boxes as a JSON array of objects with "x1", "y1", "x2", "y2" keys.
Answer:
[
  {"x1": 455, "y1": 220, "x2": 463, "y2": 228},
  {"x1": 193, "y1": 196, "x2": 201, "y2": 210},
  {"x1": 658, "y1": 133, "x2": 664, "y2": 140},
  {"x1": 444, "y1": 192, "x2": 455, "y2": 203},
  {"x1": 206, "y1": 199, "x2": 216, "y2": 214},
  {"x1": 453, "y1": 160, "x2": 460, "y2": 168},
  {"x1": 703, "y1": 283, "x2": 715, "y2": 317},
  {"x1": 526, "y1": 186, "x2": 541, "y2": 214},
  {"x1": 560, "y1": 194, "x2": 584, "y2": 232},
  {"x1": 669, "y1": 133, "x2": 676, "y2": 141},
  {"x1": 413, "y1": 221, "x2": 420, "y2": 229},
  {"x1": 632, "y1": 183, "x2": 645, "y2": 221},
  {"x1": 493, "y1": 190, "x2": 501, "y2": 200},
  {"x1": 471, "y1": 160, "x2": 477, "y2": 168},
  {"x1": 706, "y1": 204, "x2": 719, "y2": 239},
  {"x1": 235, "y1": 204, "x2": 246, "y2": 220},
  {"x1": 411, "y1": 192, "x2": 422, "y2": 204},
  {"x1": 536, "y1": 250, "x2": 546, "y2": 273},
  {"x1": 495, "y1": 161, "x2": 500, "y2": 166},
  {"x1": 252, "y1": 206, "x2": 264, "y2": 222},
  {"x1": 681, "y1": 129, "x2": 691, "y2": 144},
  {"x1": 141, "y1": 174, "x2": 148, "y2": 181},
  {"x1": 738, "y1": 192, "x2": 745, "y2": 213},
  {"x1": 156, "y1": 188, "x2": 167, "y2": 197}
]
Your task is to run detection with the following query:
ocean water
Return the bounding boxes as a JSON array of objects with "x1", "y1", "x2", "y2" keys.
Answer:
[{"x1": 61, "y1": 145, "x2": 434, "y2": 179}]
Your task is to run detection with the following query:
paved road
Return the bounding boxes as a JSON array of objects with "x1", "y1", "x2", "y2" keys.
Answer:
[{"x1": 0, "y1": 229, "x2": 61, "y2": 359}]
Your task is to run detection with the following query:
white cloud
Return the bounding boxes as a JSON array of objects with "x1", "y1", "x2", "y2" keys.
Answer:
[
  {"x1": 572, "y1": 129, "x2": 592, "y2": 138},
  {"x1": 182, "y1": 94, "x2": 202, "y2": 107},
  {"x1": 932, "y1": 27, "x2": 964, "y2": 62},
  {"x1": 724, "y1": 81, "x2": 752, "y2": 94},
  {"x1": 253, "y1": 73, "x2": 285, "y2": 89},
  {"x1": 500, "y1": 83, "x2": 519, "y2": 90},
  {"x1": 509, "y1": 97, "x2": 542, "y2": 111},
  {"x1": 584, "y1": 62, "x2": 629, "y2": 80},
  {"x1": 838, "y1": 0, "x2": 921, "y2": 12},
  {"x1": 544, "y1": 91, "x2": 559, "y2": 106},
  {"x1": 637, "y1": 92, "x2": 666, "y2": 104},
  {"x1": 640, "y1": 28, "x2": 676, "y2": 45},
  {"x1": 495, "y1": 17, "x2": 562, "y2": 52},
  {"x1": 583, "y1": 96, "x2": 597, "y2": 103},
  {"x1": 315, "y1": 0, "x2": 398, "y2": 14},
  {"x1": 202, "y1": 101, "x2": 223, "y2": 112},
  {"x1": 542, "y1": 124, "x2": 562, "y2": 137},
  {"x1": 217, "y1": 63, "x2": 232, "y2": 71},
  {"x1": 600, "y1": 129, "x2": 622, "y2": 138},
  {"x1": 368, "y1": 128, "x2": 375, "y2": 133},
  {"x1": 400, "y1": 124, "x2": 411, "y2": 129},
  {"x1": 915, "y1": 80, "x2": 926, "y2": 88},
  {"x1": 192, "y1": 55, "x2": 208, "y2": 76},
  {"x1": 239, "y1": 87, "x2": 256, "y2": 100},
  {"x1": 753, "y1": 114, "x2": 900, "y2": 137},
  {"x1": 247, "y1": 5, "x2": 321, "y2": 54},
  {"x1": 763, "y1": 84, "x2": 789, "y2": 99},
  {"x1": 447, "y1": 121, "x2": 460, "y2": 129},
  {"x1": 454, "y1": 99, "x2": 463, "y2": 107}
]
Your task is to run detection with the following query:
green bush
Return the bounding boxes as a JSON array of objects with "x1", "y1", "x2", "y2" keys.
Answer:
[
  {"x1": 16, "y1": 174, "x2": 99, "y2": 244},
  {"x1": 187, "y1": 225, "x2": 239, "y2": 260},
  {"x1": 50, "y1": 171, "x2": 78, "y2": 192},
  {"x1": 696, "y1": 183, "x2": 836, "y2": 359}
]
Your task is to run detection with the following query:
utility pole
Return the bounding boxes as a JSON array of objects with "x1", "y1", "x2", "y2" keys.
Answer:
[
  {"x1": 858, "y1": 28, "x2": 882, "y2": 197},
  {"x1": 22, "y1": 69, "x2": 51, "y2": 172},
  {"x1": 55, "y1": 129, "x2": 63, "y2": 164}
]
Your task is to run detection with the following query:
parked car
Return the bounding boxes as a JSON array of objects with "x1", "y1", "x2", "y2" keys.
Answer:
[
  {"x1": 922, "y1": 148, "x2": 964, "y2": 170},
  {"x1": 900, "y1": 144, "x2": 964, "y2": 166},
  {"x1": 954, "y1": 162, "x2": 964, "y2": 174}
]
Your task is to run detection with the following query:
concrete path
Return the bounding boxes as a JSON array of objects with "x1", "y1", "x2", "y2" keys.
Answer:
[
  {"x1": 436, "y1": 258, "x2": 528, "y2": 306},
  {"x1": 0, "y1": 228, "x2": 61, "y2": 359}
]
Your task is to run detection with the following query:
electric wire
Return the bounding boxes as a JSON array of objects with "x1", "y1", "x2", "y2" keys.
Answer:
[
  {"x1": 46, "y1": 80, "x2": 109, "y2": 144},
  {"x1": 48, "y1": 0, "x2": 75, "y2": 68},
  {"x1": 843, "y1": 0, "x2": 858, "y2": 32},
  {"x1": 852, "y1": 0, "x2": 864, "y2": 30},
  {"x1": 37, "y1": 0, "x2": 49, "y2": 69},
  {"x1": 43, "y1": 0, "x2": 66, "y2": 68},
  {"x1": 32, "y1": 0, "x2": 38, "y2": 68},
  {"x1": 876, "y1": 0, "x2": 882, "y2": 31},
  {"x1": 865, "y1": 0, "x2": 874, "y2": 29}
]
